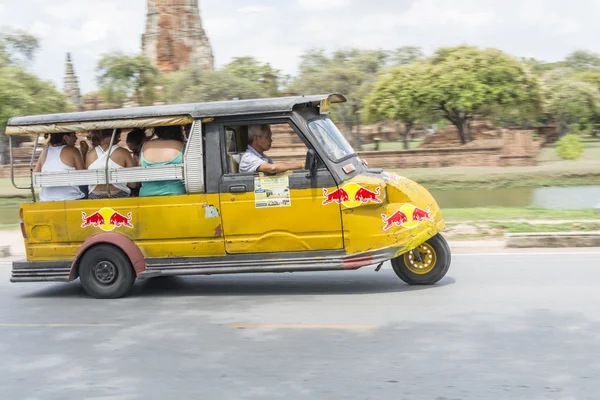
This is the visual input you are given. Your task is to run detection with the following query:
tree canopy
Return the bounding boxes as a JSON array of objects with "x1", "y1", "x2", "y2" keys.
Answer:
[
  {"x1": 292, "y1": 48, "x2": 389, "y2": 148},
  {"x1": 223, "y1": 57, "x2": 282, "y2": 97},
  {"x1": 161, "y1": 63, "x2": 271, "y2": 104},
  {"x1": 389, "y1": 46, "x2": 424, "y2": 66},
  {"x1": 565, "y1": 50, "x2": 600, "y2": 71},
  {"x1": 364, "y1": 62, "x2": 430, "y2": 148},
  {"x1": 541, "y1": 68, "x2": 600, "y2": 135},
  {"x1": 96, "y1": 52, "x2": 159, "y2": 107},
  {"x1": 0, "y1": 30, "x2": 39, "y2": 67},
  {"x1": 0, "y1": 31, "x2": 71, "y2": 164},
  {"x1": 424, "y1": 46, "x2": 541, "y2": 143}
]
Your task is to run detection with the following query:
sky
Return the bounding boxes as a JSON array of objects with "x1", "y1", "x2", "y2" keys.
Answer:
[{"x1": 1, "y1": 0, "x2": 600, "y2": 94}]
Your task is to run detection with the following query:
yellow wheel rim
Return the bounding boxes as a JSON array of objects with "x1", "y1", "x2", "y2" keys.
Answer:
[{"x1": 404, "y1": 242, "x2": 437, "y2": 275}]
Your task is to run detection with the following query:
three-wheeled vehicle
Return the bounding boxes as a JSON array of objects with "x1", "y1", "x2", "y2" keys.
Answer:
[{"x1": 7, "y1": 94, "x2": 451, "y2": 298}]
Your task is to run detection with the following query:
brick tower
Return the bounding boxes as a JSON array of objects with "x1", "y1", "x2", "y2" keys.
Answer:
[
  {"x1": 142, "y1": 0, "x2": 215, "y2": 74},
  {"x1": 63, "y1": 53, "x2": 83, "y2": 111}
]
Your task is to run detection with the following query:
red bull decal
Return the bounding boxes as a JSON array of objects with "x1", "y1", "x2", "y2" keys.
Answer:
[
  {"x1": 81, "y1": 208, "x2": 134, "y2": 232},
  {"x1": 81, "y1": 212, "x2": 105, "y2": 228},
  {"x1": 322, "y1": 183, "x2": 382, "y2": 208},
  {"x1": 382, "y1": 204, "x2": 433, "y2": 231},
  {"x1": 354, "y1": 187, "x2": 382, "y2": 204},
  {"x1": 322, "y1": 187, "x2": 349, "y2": 205}
]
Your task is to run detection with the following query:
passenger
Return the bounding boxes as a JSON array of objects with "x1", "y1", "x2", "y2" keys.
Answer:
[
  {"x1": 139, "y1": 125, "x2": 186, "y2": 197},
  {"x1": 86, "y1": 130, "x2": 102, "y2": 148},
  {"x1": 239, "y1": 124, "x2": 304, "y2": 173},
  {"x1": 125, "y1": 128, "x2": 147, "y2": 197},
  {"x1": 126, "y1": 128, "x2": 147, "y2": 166},
  {"x1": 34, "y1": 132, "x2": 86, "y2": 202},
  {"x1": 86, "y1": 129, "x2": 136, "y2": 199},
  {"x1": 78, "y1": 130, "x2": 101, "y2": 199}
]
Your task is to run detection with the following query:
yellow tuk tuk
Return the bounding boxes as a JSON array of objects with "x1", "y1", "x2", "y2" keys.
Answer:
[{"x1": 7, "y1": 94, "x2": 450, "y2": 298}]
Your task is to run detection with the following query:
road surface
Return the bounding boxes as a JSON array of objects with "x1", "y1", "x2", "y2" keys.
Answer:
[{"x1": 1, "y1": 253, "x2": 600, "y2": 399}]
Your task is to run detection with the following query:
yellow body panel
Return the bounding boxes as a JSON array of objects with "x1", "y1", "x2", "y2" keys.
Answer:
[
  {"x1": 21, "y1": 171, "x2": 444, "y2": 263},
  {"x1": 320, "y1": 172, "x2": 445, "y2": 256},
  {"x1": 219, "y1": 187, "x2": 343, "y2": 253},
  {"x1": 23, "y1": 194, "x2": 225, "y2": 261}
]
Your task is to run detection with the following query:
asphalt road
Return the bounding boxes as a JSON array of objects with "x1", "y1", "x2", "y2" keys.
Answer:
[{"x1": 1, "y1": 253, "x2": 600, "y2": 400}]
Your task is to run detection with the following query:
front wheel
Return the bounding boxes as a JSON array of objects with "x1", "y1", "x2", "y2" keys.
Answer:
[
  {"x1": 79, "y1": 244, "x2": 136, "y2": 299},
  {"x1": 391, "y1": 234, "x2": 451, "y2": 285}
]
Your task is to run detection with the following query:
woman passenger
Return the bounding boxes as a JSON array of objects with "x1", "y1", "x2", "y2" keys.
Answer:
[
  {"x1": 139, "y1": 125, "x2": 186, "y2": 197},
  {"x1": 126, "y1": 128, "x2": 147, "y2": 166},
  {"x1": 34, "y1": 132, "x2": 86, "y2": 202},
  {"x1": 86, "y1": 129, "x2": 136, "y2": 199}
]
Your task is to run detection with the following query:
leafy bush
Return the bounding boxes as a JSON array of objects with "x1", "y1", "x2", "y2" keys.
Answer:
[{"x1": 555, "y1": 134, "x2": 584, "y2": 160}]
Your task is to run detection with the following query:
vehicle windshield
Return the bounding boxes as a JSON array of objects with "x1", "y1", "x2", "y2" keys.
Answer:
[{"x1": 308, "y1": 117, "x2": 355, "y2": 161}]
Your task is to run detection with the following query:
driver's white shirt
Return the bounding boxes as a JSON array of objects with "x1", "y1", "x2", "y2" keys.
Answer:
[{"x1": 239, "y1": 146, "x2": 273, "y2": 173}]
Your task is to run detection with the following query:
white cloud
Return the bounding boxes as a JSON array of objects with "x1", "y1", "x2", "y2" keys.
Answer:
[
  {"x1": 29, "y1": 20, "x2": 51, "y2": 38},
  {"x1": 517, "y1": 0, "x2": 580, "y2": 35},
  {"x1": 297, "y1": 0, "x2": 349, "y2": 10},
  {"x1": 358, "y1": 0, "x2": 495, "y2": 32},
  {"x1": 2, "y1": 0, "x2": 600, "y2": 94},
  {"x1": 237, "y1": 5, "x2": 273, "y2": 13}
]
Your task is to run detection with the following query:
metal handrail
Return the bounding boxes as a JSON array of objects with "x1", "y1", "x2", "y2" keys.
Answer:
[
  {"x1": 104, "y1": 128, "x2": 117, "y2": 198},
  {"x1": 9, "y1": 136, "x2": 35, "y2": 198},
  {"x1": 29, "y1": 135, "x2": 39, "y2": 201}
]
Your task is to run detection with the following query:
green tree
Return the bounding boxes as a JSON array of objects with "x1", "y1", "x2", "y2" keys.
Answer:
[
  {"x1": 0, "y1": 29, "x2": 39, "y2": 67},
  {"x1": 520, "y1": 57, "x2": 566, "y2": 75},
  {"x1": 0, "y1": 31, "x2": 71, "y2": 164},
  {"x1": 576, "y1": 70, "x2": 600, "y2": 135},
  {"x1": 389, "y1": 46, "x2": 424, "y2": 66},
  {"x1": 541, "y1": 68, "x2": 600, "y2": 136},
  {"x1": 223, "y1": 57, "x2": 281, "y2": 97},
  {"x1": 424, "y1": 46, "x2": 540, "y2": 144},
  {"x1": 565, "y1": 50, "x2": 600, "y2": 71},
  {"x1": 96, "y1": 52, "x2": 159, "y2": 107},
  {"x1": 162, "y1": 66, "x2": 268, "y2": 104},
  {"x1": 364, "y1": 62, "x2": 431, "y2": 149},
  {"x1": 292, "y1": 48, "x2": 389, "y2": 149}
]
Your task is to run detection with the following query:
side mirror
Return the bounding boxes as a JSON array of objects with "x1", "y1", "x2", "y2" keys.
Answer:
[{"x1": 305, "y1": 149, "x2": 317, "y2": 176}]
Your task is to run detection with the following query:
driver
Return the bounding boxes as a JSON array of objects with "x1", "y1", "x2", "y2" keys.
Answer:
[{"x1": 239, "y1": 124, "x2": 304, "y2": 173}]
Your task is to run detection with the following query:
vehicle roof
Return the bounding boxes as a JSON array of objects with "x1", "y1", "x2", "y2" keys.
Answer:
[{"x1": 7, "y1": 93, "x2": 346, "y2": 127}]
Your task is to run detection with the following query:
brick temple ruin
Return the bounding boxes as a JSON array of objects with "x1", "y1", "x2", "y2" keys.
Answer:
[{"x1": 142, "y1": 0, "x2": 214, "y2": 74}]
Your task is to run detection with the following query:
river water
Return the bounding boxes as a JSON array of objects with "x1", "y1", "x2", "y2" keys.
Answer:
[{"x1": 431, "y1": 185, "x2": 600, "y2": 210}]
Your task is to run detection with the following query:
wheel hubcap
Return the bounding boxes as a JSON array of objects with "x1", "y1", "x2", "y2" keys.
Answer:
[
  {"x1": 93, "y1": 261, "x2": 118, "y2": 285},
  {"x1": 404, "y1": 243, "x2": 437, "y2": 275}
]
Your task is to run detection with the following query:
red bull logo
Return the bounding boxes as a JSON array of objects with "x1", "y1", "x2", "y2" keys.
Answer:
[
  {"x1": 412, "y1": 206, "x2": 434, "y2": 223},
  {"x1": 354, "y1": 187, "x2": 382, "y2": 204},
  {"x1": 382, "y1": 204, "x2": 434, "y2": 231},
  {"x1": 322, "y1": 183, "x2": 382, "y2": 208},
  {"x1": 81, "y1": 208, "x2": 134, "y2": 232},
  {"x1": 81, "y1": 212, "x2": 105, "y2": 228},
  {"x1": 322, "y1": 187, "x2": 349, "y2": 205}
]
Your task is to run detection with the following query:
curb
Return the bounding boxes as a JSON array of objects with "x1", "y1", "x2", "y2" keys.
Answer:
[{"x1": 505, "y1": 231, "x2": 600, "y2": 248}]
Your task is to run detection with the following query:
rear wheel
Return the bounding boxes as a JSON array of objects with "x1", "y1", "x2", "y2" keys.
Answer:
[
  {"x1": 79, "y1": 244, "x2": 136, "y2": 299},
  {"x1": 391, "y1": 234, "x2": 451, "y2": 285}
]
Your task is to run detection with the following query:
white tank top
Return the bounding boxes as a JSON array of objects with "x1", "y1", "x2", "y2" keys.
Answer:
[
  {"x1": 40, "y1": 145, "x2": 85, "y2": 202},
  {"x1": 88, "y1": 145, "x2": 131, "y2": 195}
]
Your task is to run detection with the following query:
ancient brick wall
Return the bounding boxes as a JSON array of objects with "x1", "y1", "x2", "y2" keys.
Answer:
[
  {"x1": 270, "y1": 147, "x2": 505, "y2": 168},
  {"x1": 142, "y1": 0, "x2": 214, "y2": 73}
]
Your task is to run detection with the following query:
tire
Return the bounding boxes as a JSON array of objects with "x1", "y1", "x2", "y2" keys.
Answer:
[
  {"x1": 391, "y1": 233, "x2": 451, "y2": 285},
  {"x1": 78, "y1": 244, "x2": 136, "y2": 299}
]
